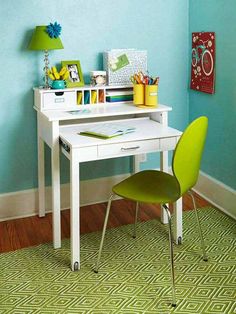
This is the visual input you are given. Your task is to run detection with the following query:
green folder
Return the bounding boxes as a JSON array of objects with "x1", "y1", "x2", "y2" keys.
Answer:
[{"x1": 80, "y1": 124, "x2": 135, "y2": 139}]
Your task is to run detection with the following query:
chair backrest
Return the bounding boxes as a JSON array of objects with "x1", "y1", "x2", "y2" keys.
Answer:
[{"x1": 172, "y1": 116, "x2": 208, "y2": 196}]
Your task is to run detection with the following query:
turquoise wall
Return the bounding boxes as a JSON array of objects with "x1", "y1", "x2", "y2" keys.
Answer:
[
  {"x1": 189, "y1": 0, "x2": 236, "y2": 189},
  {"x1": 0, "y1": 0, "x2": 189, "y2": 194}
]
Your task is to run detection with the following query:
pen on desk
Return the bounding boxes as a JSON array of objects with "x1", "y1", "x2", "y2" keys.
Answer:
[
  {"x1": 130, "y1": 76, "x2": 135, "y2": 84},
  {"x1": 153, "y1": 77, "x2": 159, "y2": 85},
  {"x1": 138, "y1": 71, "x2": 144, "y2": 83},
  {"x1": 134, "y1": 74, "x2": 142, "y2": 84}
]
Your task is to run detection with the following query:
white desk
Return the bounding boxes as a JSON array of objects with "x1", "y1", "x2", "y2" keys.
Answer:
[
  {"x1": 59, "y1": 117, "x2": 182, "y2": 270},
  {"x1": 35, "y1": 100, "x2": 183, "y2": 270}
]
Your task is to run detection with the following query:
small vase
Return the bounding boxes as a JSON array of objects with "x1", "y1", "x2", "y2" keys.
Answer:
[{"x1": 52, "y1": 80, "x2": 65, "y2": 89}]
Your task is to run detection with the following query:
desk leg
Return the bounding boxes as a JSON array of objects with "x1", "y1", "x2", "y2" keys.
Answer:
[
  {"x1": 160, "y1": 151, "x2": 168, "y2": 224},
  {"x1": 133, "y1": 155, "x2": 140, "y2": 173},
  {"x1": 70, "y1": 151, "x2": 80, "y2": 271},
  {"x1": 51, "y1": 122, "x2": 61, "y2": 249},
  {"x1": 173, "y1": 198, "x2": 183, "y2": 244},
  {"x1": 38, "y1": 136, "x2": 45, "y2": 217},
  {"x1": 37, "y1": 113, "x2": 45, "y2": 217},
  {"x1": 150, "y1": 111, "x2": 183, "y2": 243},
  {"x1": 160, "y1": 150, "x2": 183, "y2": 243}
]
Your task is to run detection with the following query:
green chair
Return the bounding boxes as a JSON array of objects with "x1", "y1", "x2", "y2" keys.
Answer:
[{"x1": 94, "y1": 116, "x2": 208, "y2": 307}]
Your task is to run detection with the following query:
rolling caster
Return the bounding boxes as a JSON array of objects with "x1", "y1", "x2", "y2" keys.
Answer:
[
  {"x1": 177, "y1": 236, "x2": 182, "y2": 245},
  {"x1": 73, "y1": 261, "x2": 79, "y2": 271}
]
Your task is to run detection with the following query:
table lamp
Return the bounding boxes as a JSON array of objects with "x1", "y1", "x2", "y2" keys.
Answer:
[{"x1": 28, "y1": 23, "x2": 64, "y2": 89}]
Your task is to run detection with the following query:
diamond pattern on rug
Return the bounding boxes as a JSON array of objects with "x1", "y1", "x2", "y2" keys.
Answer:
[{"x1": 0, "y1": 207, "x2": 235, "y2": 313}]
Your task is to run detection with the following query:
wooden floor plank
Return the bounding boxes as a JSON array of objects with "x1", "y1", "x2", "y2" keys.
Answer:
[{"x1": 0, "y1": 193, "x2": 213, "y2": 253}]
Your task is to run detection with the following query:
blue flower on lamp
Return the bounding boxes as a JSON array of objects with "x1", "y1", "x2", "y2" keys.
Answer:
[{"x1": 46, "y1": 22, "x2": 62, "y2": 38}]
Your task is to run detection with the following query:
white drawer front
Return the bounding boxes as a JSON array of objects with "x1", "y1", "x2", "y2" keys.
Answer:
[
  {"x1": 98, "y1": 139, "x2": 160, "y2": 158},
  {"x1": 43, "y1": 91, "x2": 76, "y2": 110},
  {"x1": 77, "y1": 146, "x2": 98, "y2": 162},
  {"x1": 160, "y1": 137, "x2": 178, "y2": 151}
]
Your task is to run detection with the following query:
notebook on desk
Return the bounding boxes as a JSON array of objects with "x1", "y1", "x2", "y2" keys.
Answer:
[{"x1": 79, "y1": 123, "x2": 136, "y2": 139}]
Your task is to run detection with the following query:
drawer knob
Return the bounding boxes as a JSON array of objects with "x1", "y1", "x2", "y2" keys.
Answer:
[{"x1": 121, "y1": 146, "x2": 140, "y2": 151}]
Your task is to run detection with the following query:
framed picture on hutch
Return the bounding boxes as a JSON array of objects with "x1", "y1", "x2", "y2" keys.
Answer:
[{"x1": 62, "y1": 60, "x2": 84, "y2": 87}]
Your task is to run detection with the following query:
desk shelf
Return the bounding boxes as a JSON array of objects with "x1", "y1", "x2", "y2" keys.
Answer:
[
  {"x1": 34, "y1": 85, "x2": 133, "y2": 111},
  {"x1": 39, "y1": 103, "x2": 172, "y2": 122}
]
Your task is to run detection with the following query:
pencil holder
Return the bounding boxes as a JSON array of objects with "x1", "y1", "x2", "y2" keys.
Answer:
[
  {"x1": 145, "y1": 85, "x2": 158, "y2": 107},
  {"x1": 133, "y1": 84, "x2": 144, "y2": 106}
]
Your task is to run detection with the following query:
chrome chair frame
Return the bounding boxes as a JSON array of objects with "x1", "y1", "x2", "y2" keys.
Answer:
[{"x1": 94, "y1": 190, "x2": 208, "y2": 307}]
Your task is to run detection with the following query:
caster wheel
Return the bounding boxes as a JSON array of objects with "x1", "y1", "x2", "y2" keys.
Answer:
[
  {"x1": 177, "y1": 236, "x2": 182, "y2": 245},
  {"x1": 73, "y1": 262, "x2": 79, "y2": 271}
]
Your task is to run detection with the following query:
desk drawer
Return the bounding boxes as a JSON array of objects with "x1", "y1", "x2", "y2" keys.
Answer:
[
  {"x1": 98, "y1": 139, "x2": 160, "y2": 158},
  {"x1": 160, "y1": 137, "x2": 178, "y2": 150},
  {"x1": 43, "y1": 91, "x2": 76, "y2": 110},
  {"x1": 77, "y1": 146, "x2": 98, "y2": 162}
]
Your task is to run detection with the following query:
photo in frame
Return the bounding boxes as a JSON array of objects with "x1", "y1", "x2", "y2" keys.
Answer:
[{"x1": 61, "y1": 60, "x2": 84, "y2": 87}]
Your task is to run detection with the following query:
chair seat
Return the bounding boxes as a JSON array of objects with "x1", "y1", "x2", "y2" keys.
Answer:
[{"x1": 113, "y1": 170, "x2": 180, "y2": 204}]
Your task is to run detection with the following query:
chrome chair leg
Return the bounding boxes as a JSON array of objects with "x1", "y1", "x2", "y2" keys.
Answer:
[
  {"x1": 133, "y1": 202, "x2": 139, "y2": 238},
  {"x1": 188, "y1": 191, "x2": 208, "y2": 262},
  {"x1": 163, "y1": 204, "x2": 176, "y2": 307},
  {"x1": 94, "y1": 194, "x2": 114, "y2": 273}
]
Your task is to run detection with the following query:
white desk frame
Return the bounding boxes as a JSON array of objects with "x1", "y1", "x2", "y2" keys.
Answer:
[
  {"x1": 35, "y1": 102, "x2": 183, "y2": 268},
  {"x1": 60, "y1": 117, "x2": 182, "y2": 270}
]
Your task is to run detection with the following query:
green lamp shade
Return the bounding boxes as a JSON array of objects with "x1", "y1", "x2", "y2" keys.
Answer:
[{"x1": 28, "y1": 26, "x2": 64, "y2": 50}]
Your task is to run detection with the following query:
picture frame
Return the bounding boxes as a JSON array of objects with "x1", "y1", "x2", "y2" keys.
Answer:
[{"x1": 61, "y1": 60, "x2": 84, "y2": 87}]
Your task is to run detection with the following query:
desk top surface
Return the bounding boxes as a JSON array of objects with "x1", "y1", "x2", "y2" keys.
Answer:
[
  {"x1": 59, "y1": 117, "x2": 182, "y2": 148},
  {"x1": 38, "y1": 103, "x2": 172, "y2": 122}
]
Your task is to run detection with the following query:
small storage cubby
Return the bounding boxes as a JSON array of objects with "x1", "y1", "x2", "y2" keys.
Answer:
[
  {"x1": 76, "y1": 88, "x2": 106, "y2": 105},
  {"x1": 98, "y1": 89, "x2": 105, "y2": 103},
  {"x1": 77, "y1": 91, "x2": 83, "y2": 105},
  {"x1": 105, "y1": 87, "x2": 133, "y2": 103},
  {"x1": 84, "y1": 90, "x2": 90, "y2": 104},
  {"x1": 34, "y1": 85, "x2": 133, "y2": 110}
]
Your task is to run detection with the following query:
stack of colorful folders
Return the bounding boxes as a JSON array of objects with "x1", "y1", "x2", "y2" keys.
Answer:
[{"x1": 106, "y1": 88, "x2": 133, "y2": 103}]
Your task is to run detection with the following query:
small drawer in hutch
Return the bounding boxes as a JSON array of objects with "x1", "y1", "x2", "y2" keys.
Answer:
[{"x1": 42, "y1": 90, "x2": 76, "y2": 110}]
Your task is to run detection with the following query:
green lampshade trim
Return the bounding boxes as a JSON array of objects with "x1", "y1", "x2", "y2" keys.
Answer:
[{"x1": 28, "y1": 26, "x2": 64, "y2": 50}]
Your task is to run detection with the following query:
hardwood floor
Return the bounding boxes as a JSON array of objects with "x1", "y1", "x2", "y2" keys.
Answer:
[{"x1": 0, "y1": 192, "x2": 213, "y2": 253}]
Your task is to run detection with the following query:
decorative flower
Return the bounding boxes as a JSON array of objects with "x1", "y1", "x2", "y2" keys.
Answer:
[
  {"x1": 46, "y1": 22, "x2": 62, "y2": 38},
  {"x1": 208, "y1": 40, "x2": 212, "y2": 47}
]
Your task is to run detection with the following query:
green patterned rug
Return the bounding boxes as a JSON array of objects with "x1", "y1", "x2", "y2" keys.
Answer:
[{"x1": 0, "y1": 207, "x2": 235, "y2": 314}]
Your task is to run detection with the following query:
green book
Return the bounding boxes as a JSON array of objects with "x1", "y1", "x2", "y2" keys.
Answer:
[{"x1": 80, "y1": 123, "x2": 135, "y2": 139}]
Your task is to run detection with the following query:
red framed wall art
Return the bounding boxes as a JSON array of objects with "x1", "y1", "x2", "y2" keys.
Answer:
[{"x1": 190, "y1": 32, "x2": 215, "y2": 94}]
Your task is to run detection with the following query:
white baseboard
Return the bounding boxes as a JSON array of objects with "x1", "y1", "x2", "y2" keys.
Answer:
[
  {"x1": 193, "y1": 171, "x2": 236, "y2": 220},
  {"x1": 0, "y1": 171, "x2": 235, "y2": 221},
  {"x1": 0, "y1": 174, "x2": 128, "y2": 221}
]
